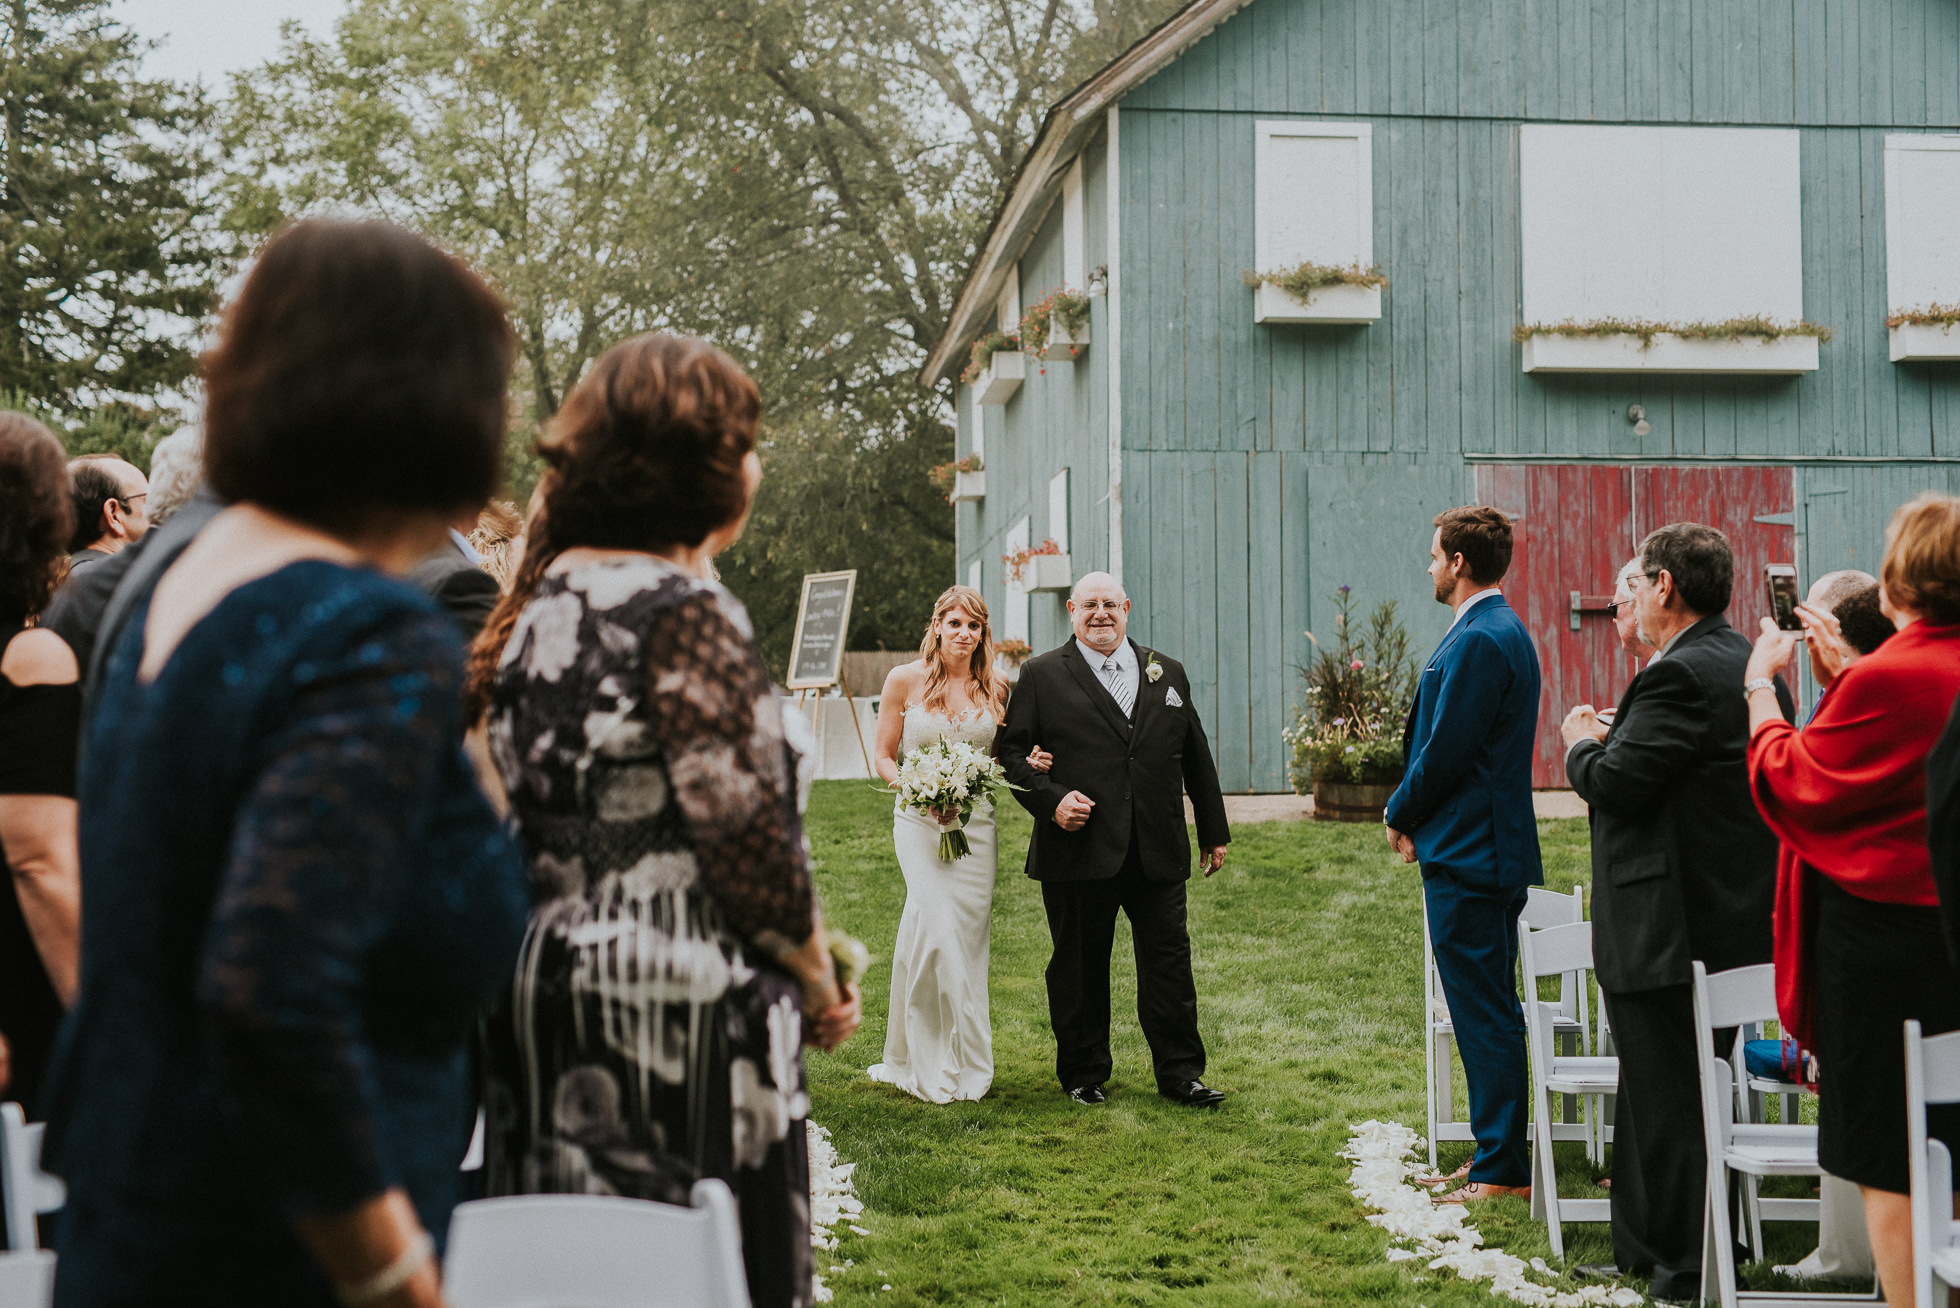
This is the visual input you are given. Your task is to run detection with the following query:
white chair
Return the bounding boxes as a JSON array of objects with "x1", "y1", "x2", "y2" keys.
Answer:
[
  {"x1": 1906, "y1": 1019, "x2": 1960, "y2": 1308},
  {"x1": 1517, "y1": 919, "x2": 1620, "y2": 1258},
  {"x1": 444, "y1": 1181, "x2": 751, "y2": 1308},
  {"x1": 0, "y1": 1104, "x2": 61, "y2": 1308},
  {"x1": 1692, "y1": 963, "x2": 1853, "y2": 1308},
  {"x1": 0, "y1": 1105, "x2": 63, "y2": 1254},
  {"x1": 1424, "y1": 885, "x2": 1591, "y2": 1169}
]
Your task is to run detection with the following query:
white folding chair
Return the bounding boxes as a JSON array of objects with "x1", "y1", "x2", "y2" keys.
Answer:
[
  {"x1": 0, "y1": 1104, "x2": 61, "y2": 1308},
  {"x1": 445, "y1": 1182, "x2": 751, "y2": 1308},
  {"x1": 1517, "y1": 919, "x2": 1619, "y2": 1258},
  {"x1": 1424, "y1": 885, "x2": 1591, "y2": 1169},
  {"x1": 1906, "y1": 1019, "x2": 1960, "y2": 1308},
  {"x1": 1731, "y1": 1021, "x2": 1812, "y2": 1260},
  {"x1": 1692, "y1": 963, "x2": 1856, "y2": 1308}
]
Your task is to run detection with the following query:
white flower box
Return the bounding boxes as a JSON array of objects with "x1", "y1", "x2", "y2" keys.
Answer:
[
  {"x1": 950, "y1": 470, "x2": 985, "y2": 503},
  {"x1": 1021, "y1": 553, "x2": 1072, "y2": 593},
  {"x1": 1519, "y1": 332, "x2": 1819, "y2": 375},
  {"x1": 975, "y1": 350, "x2": 1024, "y2": 405},
  {"x1": 1042, "y1": 314, "x2": 1089, "y2": 361},
  {"x1": 1890, "y1": 322, "x2": 1960, "y2": 362},
  {"x1": 1252, "y1": 281, "x2": 1381, "y2": 325}
]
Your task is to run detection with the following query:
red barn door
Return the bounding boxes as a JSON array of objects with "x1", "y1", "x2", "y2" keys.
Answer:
[{"x1": 1475, "y1": 464, "x2": 1796, "y2": 787}]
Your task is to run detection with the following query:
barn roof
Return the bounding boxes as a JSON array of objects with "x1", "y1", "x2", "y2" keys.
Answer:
[{"x1": 918, "y1": 0, "x2": 1253, "y2": 388}]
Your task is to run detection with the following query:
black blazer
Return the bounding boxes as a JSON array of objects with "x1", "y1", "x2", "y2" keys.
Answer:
[
  {"x1": 999, "y1": 639, "x2": 1230, "y2": 883},
  {"x1": 1928, "y1": 696, "x2": 1960, "y2": 971},
  {"x1": 409, "y1": 545, "x2": 501, "y2": 640},
  {"x1": 1565, "y1": 614, "x2": 1790, "y2": 993}
]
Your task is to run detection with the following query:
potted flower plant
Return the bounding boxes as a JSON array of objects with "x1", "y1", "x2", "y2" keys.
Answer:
[
  {"x1": 1281, "y1": 585, "x2": 1420, "y2": 821},
  {"x1": 995, "y1": 638, "x2": 1033, "y2": 682},
  {"x1": 1002, "y1": 538, "x2": 1069, "y2": 593},
  {"x1": 929, "y1": 454, "x2": 985, "y2": 504},
  {"x1": 1019, "y1": 288, "x2": 1091, "y2": 365},
  {"x1": 960, "y1": 330, "x2": 1023, "y2": 404}
]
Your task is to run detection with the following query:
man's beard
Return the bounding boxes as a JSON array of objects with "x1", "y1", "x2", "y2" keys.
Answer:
[{"x1": 1433, "y1": 572, "x2": 1454, "y2": 605}]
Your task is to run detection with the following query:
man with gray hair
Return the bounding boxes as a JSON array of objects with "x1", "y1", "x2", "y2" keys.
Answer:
[{"x1": 998, "y1": 571, "x2": 1231, "y2": 1108}]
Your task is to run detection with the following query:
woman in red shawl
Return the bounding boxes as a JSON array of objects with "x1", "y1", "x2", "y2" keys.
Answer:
[{"x1": 1746, "y1": 491, "x2": 1960, "y2": 1308}]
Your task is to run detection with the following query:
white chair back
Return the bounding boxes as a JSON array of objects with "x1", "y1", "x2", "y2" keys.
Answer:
[
  {"x1": 444, "y1": 1181, "x2": 751, "y2": 1308},
  {"x1": 0, "y1": 1251, "x2": 54, "y2": 1308},
  {"x1": 1905, "y1": 1019, "x2": 1960, "y2": 1308},
  {"x1": 1693, "y1": 962, "x2": 1777, "y2": 1036},
  {"x1": 1516, "y1": 917, "x2": 1618, "y2": 1256},
  {"x1": 0, "y1": 1105, "x2": 63, "y2": 1254}
]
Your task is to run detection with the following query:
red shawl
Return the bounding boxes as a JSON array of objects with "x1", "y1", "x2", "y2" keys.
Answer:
[{"x1": 1748, "y1": 621, "x2": 1960, "y2": 1048}]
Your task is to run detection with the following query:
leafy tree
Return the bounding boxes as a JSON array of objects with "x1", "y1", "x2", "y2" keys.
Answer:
[
  {"x1": 0, "y1": 0, "x2": 232, "y2": 412},
  {"x1": 222, "y1": 0, "x2": 1180, "y2": 672}
]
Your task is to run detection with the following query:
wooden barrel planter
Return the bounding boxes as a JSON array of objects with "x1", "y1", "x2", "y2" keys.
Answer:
[{"x1": 1312, "y1": 779, "x2": 1400, "y2": 823}]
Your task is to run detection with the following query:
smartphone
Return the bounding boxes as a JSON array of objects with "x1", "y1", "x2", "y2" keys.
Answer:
[{"x1": 1765, "y1": 564, "x2": 1801, "y2": 631}]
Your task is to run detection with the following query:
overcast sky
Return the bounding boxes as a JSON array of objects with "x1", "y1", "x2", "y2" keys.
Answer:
[{"x1": 113, "y1": 0, "x2": 349, "y2": 88}]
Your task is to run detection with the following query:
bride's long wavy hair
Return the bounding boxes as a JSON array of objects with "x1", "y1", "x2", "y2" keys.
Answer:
[{"x1": 918, "y1": 585, "x2": 1005, "y2": 715}]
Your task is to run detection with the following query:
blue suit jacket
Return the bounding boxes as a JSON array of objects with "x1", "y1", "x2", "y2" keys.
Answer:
[{"x1": 1384, "y1": 593, "x2": 1544, "y2": 892}]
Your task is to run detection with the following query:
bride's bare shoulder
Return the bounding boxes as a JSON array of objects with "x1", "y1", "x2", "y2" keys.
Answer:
[{"x1": 880, "y1": 660, "x2": 928, "y2": 706}]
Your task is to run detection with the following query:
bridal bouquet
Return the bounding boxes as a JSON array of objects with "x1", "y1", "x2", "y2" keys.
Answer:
[{"x1": 887, "y1": 737, "x2": 1017, "y2": 861}]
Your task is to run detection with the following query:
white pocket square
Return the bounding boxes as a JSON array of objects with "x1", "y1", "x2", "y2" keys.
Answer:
[{"x1": 1164, "y1": 688, "x2": 1183, "y2": 707}]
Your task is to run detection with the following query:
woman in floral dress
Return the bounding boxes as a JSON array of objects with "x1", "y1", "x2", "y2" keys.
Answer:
[{"x1": 468, "y1": 334, "x2": 859, "y2": 1308}]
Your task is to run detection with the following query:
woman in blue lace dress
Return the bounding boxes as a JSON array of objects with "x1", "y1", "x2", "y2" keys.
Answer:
[
  {"x1": 44, "y1": 220, "x2": 529, "y2": 1308},
  {"x1": 468, "y1": 334, "x2": 861, "y2": 1308}
]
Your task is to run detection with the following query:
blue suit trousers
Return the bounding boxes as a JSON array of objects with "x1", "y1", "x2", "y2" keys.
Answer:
[{"x1": 1424, "y1": 873, "x2": 1531, "y2": 1187}]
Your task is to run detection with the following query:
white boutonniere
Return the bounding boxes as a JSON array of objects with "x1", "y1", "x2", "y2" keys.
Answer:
[{"x1": 1145, "y1": 653, "x2": 1164, "y2": 683}]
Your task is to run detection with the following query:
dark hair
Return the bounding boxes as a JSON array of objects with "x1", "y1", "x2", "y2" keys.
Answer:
[
  {"x1": 1639, "y1": 522, "x2": 1733, "y2": 616},
  {"x1": 201, "y1": 219, "x2": 513, "y2": 530},
  {"x1": 465, "y1": 333, "x2": 761, "y2": 717},
  {"x1": 0, "y1": 414, "x2": 77, "y2": 623},
  {"x1": 1433, "y1": 506, "x2": 1514, "y2": 585},
  {"x1": 1882, "y1": 492, "x2": 1960, "y2": 627},
  {"x1": 1833, "y1": 584, "x2": 1894, "y2": 656},
  {"x1": 67, "y1": 457, "x2": 126, "y2": 553}
]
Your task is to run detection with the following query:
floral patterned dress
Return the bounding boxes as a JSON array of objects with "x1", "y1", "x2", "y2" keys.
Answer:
[{"x1": 482, "y1": 555, "x2": 816, "y2": 1308}]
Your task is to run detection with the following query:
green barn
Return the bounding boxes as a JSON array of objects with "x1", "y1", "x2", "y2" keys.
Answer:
[{"x1": 922, "y1": 0, "x2": 1960, "y2": 792}]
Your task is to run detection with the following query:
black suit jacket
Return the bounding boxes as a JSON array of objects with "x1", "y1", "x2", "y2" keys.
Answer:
[
  {"x1": 1565, "y1": 614, "x2": 1790, "y2": 993},
  {"x1": 1928, "y1": 696, "x2": 1960, "y2": 971},
  {"x1": 998, "y1": 638, "x2": 1229, "y2": 883},
  {"x1": 409, "y1": 545, "x2": 500, "y2": 640}
]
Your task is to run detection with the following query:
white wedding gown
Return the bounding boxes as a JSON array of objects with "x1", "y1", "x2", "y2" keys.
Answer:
[{"x1": 867, "y1": 705, "x2": 997, "y2": 1103}]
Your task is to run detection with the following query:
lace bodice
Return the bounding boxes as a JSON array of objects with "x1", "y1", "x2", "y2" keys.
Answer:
[{"x1": 900, "y1": 703, "x2": 999, "y2": 757}]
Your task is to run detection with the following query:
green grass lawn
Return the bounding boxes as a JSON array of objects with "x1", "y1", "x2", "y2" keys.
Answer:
[{"x1": 803, "y1": 780, "x2": 1819, "y2": 1305}]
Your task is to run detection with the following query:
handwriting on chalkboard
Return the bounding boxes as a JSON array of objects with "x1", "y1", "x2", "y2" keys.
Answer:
[{"x1": 786, "y1": 571, "x2": 857, "y2": 688}]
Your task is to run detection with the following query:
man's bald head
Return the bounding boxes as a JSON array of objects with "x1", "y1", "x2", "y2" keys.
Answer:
[
  {"x1": 1806, "y1": 569, "x2": 1876, "y2": 612},
  {"x1": 1067, "y1": 571, "x2": 1129, "y2": 653}
]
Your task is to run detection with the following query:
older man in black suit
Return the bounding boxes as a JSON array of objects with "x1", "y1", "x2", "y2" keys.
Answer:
[
  {"x1": 1561, "y1": 523, "x2": 1791, "y2": 1301},
  {"x1": 999, "y1": 571, "x2": 1231, "y2": 1108}
]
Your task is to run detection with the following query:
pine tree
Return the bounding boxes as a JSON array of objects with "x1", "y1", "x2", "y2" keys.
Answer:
[{"x1": 0, "y1": 0, "x2": 231, "y2": 412}]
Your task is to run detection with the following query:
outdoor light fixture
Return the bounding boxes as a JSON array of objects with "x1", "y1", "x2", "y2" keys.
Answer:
[
  {"x1": 1087, "y1": 263, "x2": 1108, "y2": 297},
  {"x1": 1627, "y1": 403, "x2": 1652, "y2": 436}
]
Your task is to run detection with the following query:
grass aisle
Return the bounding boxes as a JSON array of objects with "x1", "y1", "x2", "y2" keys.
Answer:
[{"x1": 803, "y1": 780, "x2": 1623, "y2": 1305}]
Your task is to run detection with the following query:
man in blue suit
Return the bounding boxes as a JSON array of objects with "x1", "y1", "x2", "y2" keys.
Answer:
[{"x1": 1385, "y1": 505, "x2": 1544, "y2": 1203}]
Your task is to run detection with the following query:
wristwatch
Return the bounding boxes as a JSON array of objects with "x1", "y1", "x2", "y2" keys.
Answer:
[{"x1": 1743, "y1": 677, "x2": 1776, "y2": 696}]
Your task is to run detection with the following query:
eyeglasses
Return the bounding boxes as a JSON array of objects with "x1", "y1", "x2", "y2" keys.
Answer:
[
  {"x1": 115, "y1": 493, "x2": 147, "y2": 509},
  {"x1": 1607, "y1": 598, "x2": 1633, "y2": 614},
  {"x1": 1074, "y1": 600, "x2": 1126, "y2": 612}
]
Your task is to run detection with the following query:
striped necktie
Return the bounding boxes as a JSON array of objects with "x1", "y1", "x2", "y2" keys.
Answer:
[{"x1": 1101, "y1": 655, "x2": 1134, "y2": 716}]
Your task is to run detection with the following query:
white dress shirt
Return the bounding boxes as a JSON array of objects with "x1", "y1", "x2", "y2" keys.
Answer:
[
  {"x1": 1076, "y1": 637, "x2": 1139, "y2": 711},
  {"x1": 1446, "y1": 585, "x2": 1504, "y2": 634}
]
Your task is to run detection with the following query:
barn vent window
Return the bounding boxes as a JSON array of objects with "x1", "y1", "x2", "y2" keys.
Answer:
[
  {"x1": 1250, "y1": 121, "x2": 1380, "y2": 326},
  {"x1": 1517, "y1": 125, "x2": 1822, "y2": 375},
  {"x1": 1884, "y1": 134, "x2": 1960, "y2": 363}
]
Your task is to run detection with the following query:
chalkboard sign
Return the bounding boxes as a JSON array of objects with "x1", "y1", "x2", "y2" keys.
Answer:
[{"x1": 786, "y1": 570, "x2": 857, "y2": 689}]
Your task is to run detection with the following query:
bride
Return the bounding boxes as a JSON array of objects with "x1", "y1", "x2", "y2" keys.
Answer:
[{"x1": 867, "y1": 585, "x2": 1047, "y2": 1103}]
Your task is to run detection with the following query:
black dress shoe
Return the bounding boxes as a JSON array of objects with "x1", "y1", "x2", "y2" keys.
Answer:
[
  {"x1": 1067, "y1": 1084, "x2": 1107, "y2": 1105},
  {"x1": 1159, "y1": 1080, "x2": 1226, "y2": 1107}
]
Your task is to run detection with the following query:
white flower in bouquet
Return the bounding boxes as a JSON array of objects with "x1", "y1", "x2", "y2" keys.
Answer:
[{"x1": 883, "y1": 737, "x2": 1021, "y2": 861}]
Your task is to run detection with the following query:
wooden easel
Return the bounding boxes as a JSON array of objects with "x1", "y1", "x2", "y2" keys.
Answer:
[{"x1": 794, "y1": 669, "x2": 875, "y2": 778}]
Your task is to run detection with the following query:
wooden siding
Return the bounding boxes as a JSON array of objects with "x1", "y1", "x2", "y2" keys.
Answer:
[
  {"x1": 961, "y1": 128, "x2": 1113, "y2": 654},
  {"x1": 1123, "y1": 0, "x2": 1960, "y2": 127}
]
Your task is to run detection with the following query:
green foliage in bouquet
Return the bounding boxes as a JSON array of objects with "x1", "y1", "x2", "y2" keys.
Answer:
[{"x1": 1282, "y1": 586, "x2": 1421, "y2": 791}]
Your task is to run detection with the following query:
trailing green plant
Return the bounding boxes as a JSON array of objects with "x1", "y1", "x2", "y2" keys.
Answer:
[
  {"x1": 1242, "y1": 260, "x2": 1388, "y2": 304},
  {"x1": 1512, "y1": 316, "x2": 1835, "y2": 348},
  {"x1": 1887, "y1": 303, "x2": 1960, "y2": 330},
  {"x1": 1282, "y1": 585, "x2": 1420, "y2": 790},
  {"x1": 959, "y1": 331, "x2": 1020, "y2": 385},
  {"x1": 1018, "y1": 288, "x2": 1091, "y2": 360},
  {"x1": 927, "y1": 453, "x2": 983, "y2": 501}
]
